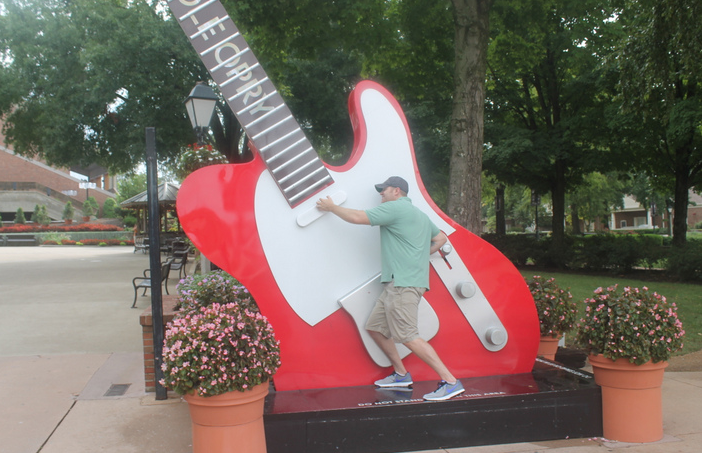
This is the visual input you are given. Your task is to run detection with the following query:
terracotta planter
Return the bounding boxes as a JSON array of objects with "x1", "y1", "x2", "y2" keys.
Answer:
[
  {"x1": 184, "y1": 381, "x2": 269, "y2": 453},
  {"x1": 589, "y1": 354, "x2": 667, "y2": 443},
  {"x1": 537, "y1": 335, "x2": 561, "y2": 361}
]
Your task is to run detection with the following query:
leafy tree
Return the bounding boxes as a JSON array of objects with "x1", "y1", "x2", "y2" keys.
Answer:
[
  {"x1": 0, "y1": 0, "x2": 208, "y2": 173},
  {"x1": 613, "y1": 0, "x2": 702, "y2": 247},
  {"x1": 102, "y1": 198, "x2": 118, "y2": 219},
  {"x1": 483, "y1": 0, "x2": 619, "y2": 263},
  {"x1": 567, "y1": 173, "x2": 625, "y2": 233},
  {"x1": 116, "y1": 172, "x2": 147, "y2": 204}
]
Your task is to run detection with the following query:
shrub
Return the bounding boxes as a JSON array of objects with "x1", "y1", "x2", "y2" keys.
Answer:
[
  {"x1": 481, "y1": 233, "x2": 537, "y2": 266},
  {"x1": 102, "y1": 198, "x2": 118, "y2": 218},
  {"x1": 83, "y1": 196, "x2": 99, "y2": 217},
  {"x1": 123, "y1": 215, "x2": 138, "y2": 228},
  {"x1": 14, "y1": 207, "x2": 26, "y2": 224},
  {"x1": 666, "y1": 240, "x2": 702, "y2": 282},
  {"x1": 62, "y1": 201, "x2": 75, "y2": 221}
]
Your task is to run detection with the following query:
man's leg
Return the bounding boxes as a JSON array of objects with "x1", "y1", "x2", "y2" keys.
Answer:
[
  {"x1": 403, "y1": 337, "x2": 456, "y2": 384},
  {"x1": 368, "y1": 330, "x2": 407, "y2": 375}
]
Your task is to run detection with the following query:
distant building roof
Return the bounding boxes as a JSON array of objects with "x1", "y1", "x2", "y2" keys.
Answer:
[{"x1": 120, "y1": 182, "x2": 179, "y2": 208}]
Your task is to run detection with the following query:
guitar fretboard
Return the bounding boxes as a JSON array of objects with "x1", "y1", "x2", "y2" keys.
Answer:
[{"x1": 168, "y1": 0, "x2": 333, "y2": 206}]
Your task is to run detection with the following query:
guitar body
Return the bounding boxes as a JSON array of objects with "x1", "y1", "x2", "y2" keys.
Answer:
[{"x1": 177, "y1": 81, "x2": 539, "y2": 391}]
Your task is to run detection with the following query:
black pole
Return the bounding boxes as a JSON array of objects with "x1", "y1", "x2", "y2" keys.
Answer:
[{"x1": 146, "y1": 127, "x2": 167, "y2": 400}]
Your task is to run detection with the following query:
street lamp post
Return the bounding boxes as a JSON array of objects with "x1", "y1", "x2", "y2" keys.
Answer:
[
  {"x1": 184, "y1": 82, "x2": 218, "y2": 273},
  {"x1": 184, "y1": 82, "x2": 218, "y2": 145}
]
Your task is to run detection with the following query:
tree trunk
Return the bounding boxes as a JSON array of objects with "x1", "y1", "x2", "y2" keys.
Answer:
[
  {"x1": 550, "y1": 158, "x2": 567, "y2": 266},
  {"x1": 672, "y1": 158, "x2": 690, "y2": 248},
  {"x1": 495, "y1": 184, "x2": 505, "y2": 235},
  {"x1": 448, "y1": 0, "x2": 492, "y2": 234}
]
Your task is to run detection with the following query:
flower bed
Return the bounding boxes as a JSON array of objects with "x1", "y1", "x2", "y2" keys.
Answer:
[
  {"x1": 41, "y1": 238, "x2": 133, "y2": 246},
  {"x1": 1, "y1": 223, "x2": 123, "y2": 233}
]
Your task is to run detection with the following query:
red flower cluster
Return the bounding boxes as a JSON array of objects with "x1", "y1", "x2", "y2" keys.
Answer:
[
  {"x1": 42, "y1": 239, "x2": 134, "y2": 246},
  {"x1": 1, "y1": 224, "x2": 123, "y2": 233}
]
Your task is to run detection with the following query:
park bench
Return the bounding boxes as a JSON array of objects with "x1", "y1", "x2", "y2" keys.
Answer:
[
  {"x1": 169, "y1": 246, "x2": 191, "y2": 280},
  {"x1": 133, "y1": 235, "x2": 148, "y2": 254},
  {"x1": 131, "y1": 260, "x2": 172, "y2": 308},
  {"x1": 2, "y1": 234, "x2": 39, "y2": 246}
]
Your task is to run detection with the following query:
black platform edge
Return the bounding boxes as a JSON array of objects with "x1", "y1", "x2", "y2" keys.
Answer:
[{"x1": 263, "y1": 359, "x2": 602, "y2": 453}]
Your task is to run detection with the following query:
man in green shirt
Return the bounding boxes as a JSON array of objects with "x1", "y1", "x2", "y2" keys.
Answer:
[{"x1": 316, "y1": 176, "x2": 465, "y2": 401}]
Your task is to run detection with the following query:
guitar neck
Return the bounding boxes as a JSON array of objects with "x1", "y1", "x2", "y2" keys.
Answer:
[{"x1": 168, "y1": 0, "x2": 333, "y2": 206}]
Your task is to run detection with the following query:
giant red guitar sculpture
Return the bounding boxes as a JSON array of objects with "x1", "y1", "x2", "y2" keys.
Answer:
[{"x1": 168, "y1": 0, "x2": 539, "y2": 392}]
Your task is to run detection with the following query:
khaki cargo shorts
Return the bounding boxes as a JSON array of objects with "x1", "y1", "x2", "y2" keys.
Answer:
[{"x1": 365, "y1": 280, "x2": 425, "y2": 344}]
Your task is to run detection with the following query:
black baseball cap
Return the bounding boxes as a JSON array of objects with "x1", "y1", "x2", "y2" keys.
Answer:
[{"x1": 375, "y1": 176, "x2": 409, "y2": 194}]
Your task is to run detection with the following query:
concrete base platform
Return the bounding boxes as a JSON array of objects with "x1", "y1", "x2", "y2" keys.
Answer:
[{"x1": 264, "y1": 359, "x2": 602, "y2": 453}]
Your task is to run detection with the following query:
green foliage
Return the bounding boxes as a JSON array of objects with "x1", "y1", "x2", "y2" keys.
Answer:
[
  {"x1": 482, "y1": 233, "x2": 538, "y2": 266},
  {"x1": 14, "y1": 207, "x2": 26, "y2": 224},
  {"x1": 82, "y1": 197, "x2": 98, "y2": 218},
  {"x1": 666, "y1": 240, "x2": 702, "y2": 282},
  {"x1": 576, "y1": 285, "x2": 685, "y2": 365},
  {"x1": 485, "y1": 0, "x2": 621, "y2": 244},
  {"x1": 0, "y1": 0, "x2": 207, "y2": 173},
  {"x1": 31, "y1": 205, "x2": 51, "y2": 226},
  {"x1": 102, "y1": 198, "x2": 118, "y2": 218},
  {"x1": 116, "y1": 172, "x2": 147, "y2": 203},
  {"x1": 615, "y1": 0, "x2": 702, "y2": 246},
  {"x1": 123, "y1": 216, "x2": 137, "y2": 228},
  {"x1": 174, "y1": 144, "x2": 227, "y2": 181},
  {"x1": 62, "y1": 202, "x2": 74, "y2": 221},
  {"x1": 487, "y1": 232, "x2": 683, "y2": 275}
]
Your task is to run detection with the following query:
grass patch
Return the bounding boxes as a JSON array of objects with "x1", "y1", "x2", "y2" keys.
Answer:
[{"x1": 519, "y1": 270, "x2": 702, "y2": 356}]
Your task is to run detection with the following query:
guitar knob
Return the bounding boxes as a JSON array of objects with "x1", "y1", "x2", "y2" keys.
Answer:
[
  {"x1": 485, "y1": 327, "x2": 507, "y2": 347},
  {"x1": 440, "y1": 243, "x2": 453, "y2": 255},
  {"x1": 456, "y1": 281, "x2": 476, "y2": 298}
]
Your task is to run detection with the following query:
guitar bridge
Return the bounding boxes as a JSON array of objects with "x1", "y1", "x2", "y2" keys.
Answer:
[{"x1": 430, "y1": 240, "x2": 508, "y2": 352}]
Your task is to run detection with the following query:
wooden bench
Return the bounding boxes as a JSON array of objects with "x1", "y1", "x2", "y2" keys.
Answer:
[{"x1": 2, "y1": 234, "x2": 39, "y2": 246}]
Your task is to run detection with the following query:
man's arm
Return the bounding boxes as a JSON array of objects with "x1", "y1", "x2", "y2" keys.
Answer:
[
  {"x1": 429, "y1": 231, "x2": 448, "y2": 255},
  {"x1": 316, "y1": 196, "x2": 371, "y2": 225}
]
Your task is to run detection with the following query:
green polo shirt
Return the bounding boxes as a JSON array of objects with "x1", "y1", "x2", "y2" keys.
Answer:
[{"x1": 365, "y1": 197, "x2": 440, "y2": 289}]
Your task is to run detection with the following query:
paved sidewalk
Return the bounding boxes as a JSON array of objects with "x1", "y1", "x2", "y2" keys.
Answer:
[{"x1": 1, "y1": 247, "x2": 700, "y2": 453}]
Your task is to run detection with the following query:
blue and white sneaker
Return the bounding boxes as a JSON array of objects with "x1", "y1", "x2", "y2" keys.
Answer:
[
  {"x1": 374, "y1": 372, "x2": 413, "y2": 388},
  {"x1": 423, "y1": 380, "x2": 465, "y2": 401}
]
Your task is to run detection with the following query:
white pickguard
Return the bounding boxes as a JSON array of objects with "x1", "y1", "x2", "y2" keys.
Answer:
[{"x1": 255, "y1": 88, "x2": 454, "y2": 326}]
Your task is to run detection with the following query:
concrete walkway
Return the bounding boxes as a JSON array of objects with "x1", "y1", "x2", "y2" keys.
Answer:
[{"x1": 0, "y1": 247, "x2": 700, "y2": 453}]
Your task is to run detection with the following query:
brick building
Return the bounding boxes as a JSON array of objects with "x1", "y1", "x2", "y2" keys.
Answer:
[{"x1": 0, "y1": 125, "x2": 116, "y2": 223}]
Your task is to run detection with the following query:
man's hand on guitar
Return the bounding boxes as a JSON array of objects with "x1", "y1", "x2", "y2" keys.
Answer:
[{"x1": 317, "y1": 196, "x2": 371, "y2": 225}]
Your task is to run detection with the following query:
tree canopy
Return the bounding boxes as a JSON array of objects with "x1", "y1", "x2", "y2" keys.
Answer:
[{"x1": 0, "y1": 0, "x2": 207, "y2": 173}]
